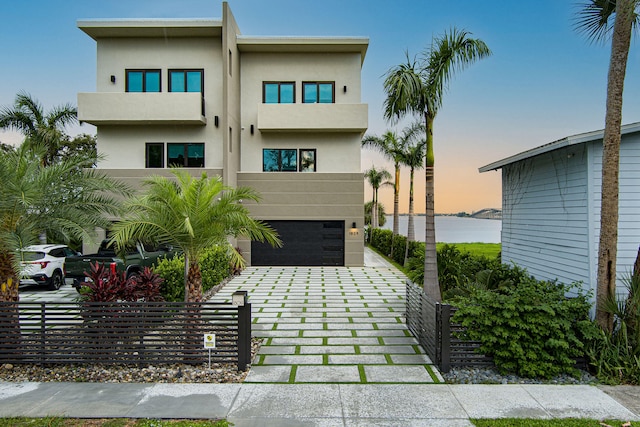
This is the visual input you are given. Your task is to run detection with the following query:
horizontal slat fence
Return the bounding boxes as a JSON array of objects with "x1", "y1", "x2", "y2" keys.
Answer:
[
  {"x1": 405, "y1": 280, "x2": 493, "y2": 372},
  {"x1": 0, "y1": 301, "x2": 251, "y2": 370}
]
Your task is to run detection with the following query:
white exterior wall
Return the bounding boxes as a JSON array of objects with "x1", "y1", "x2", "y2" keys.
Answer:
[
  {"x1": 239, "y1": 52, "x2": 363, "y2": 173},
  {"x1": 501, "y1": 144, "x2": 591, "y2": 291},
  {"x1": 501, "y1": 130, "x2": 640, "y2": 301},
  {"x1": 94, "y1": 37, "x2": 223, "y2": 169},
  {"x1": 588, "y1": 131, "x2": 640, "y2": 298}
]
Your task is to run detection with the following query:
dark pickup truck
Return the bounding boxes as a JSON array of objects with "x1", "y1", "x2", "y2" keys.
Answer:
[{"x1": 65, "y1": 240, "x2": 175, "y2": 288}]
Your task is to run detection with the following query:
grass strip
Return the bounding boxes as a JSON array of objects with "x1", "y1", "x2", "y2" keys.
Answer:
[{"x1": 472, "y1": 419, "x2": 632, "y2": 427}]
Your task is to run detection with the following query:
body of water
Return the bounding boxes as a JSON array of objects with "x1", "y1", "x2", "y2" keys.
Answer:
[{"x1": 381, "y1": 215, "x2": 502, "y2": 243}]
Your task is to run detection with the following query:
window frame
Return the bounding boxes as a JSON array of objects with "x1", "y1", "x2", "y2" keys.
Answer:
[
  {"x1": 145, "y1": 143, "x2": 164, "y2": 168},
  {"x1": 125, "y1": 69, "x2": 162, "y2": 93},
  {"x1": 302, "y1": 81, "x2": 335, "y2": 104},
  {"x1": 299, "y1": 149, "x2": 317, "y2": 172},
  {"x1": 262, "y1": 148, "x2": 298, "y2": 172},
  {"x1": 262, "y1": 82, "x2": 296, "y2": 104},
  {"x1": 168, "y1": 69, "x2": 204, "y2": 93},
  {"x1": 166, "y1": 143, "x2": 205, "y2": 168}
]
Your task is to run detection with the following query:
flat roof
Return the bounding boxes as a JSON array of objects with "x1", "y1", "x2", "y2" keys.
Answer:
[
  {"x1": 479, "y1": 121, "x2": 640, "y2": 172},
  {"x1": 77, "y1": 19, "x2": 223, "y2": 39},
  {"x1": 237, "y1": 36, "x2": 369, "y2": 64}
]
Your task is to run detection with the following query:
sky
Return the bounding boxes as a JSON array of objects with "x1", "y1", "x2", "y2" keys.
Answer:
[{"x1": 1, "y1": 0, "x2": 638, "y2": 214}]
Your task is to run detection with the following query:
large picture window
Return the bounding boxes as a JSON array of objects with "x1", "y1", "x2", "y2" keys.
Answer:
[
  {"x1": 263, "y1": 149, "x2": 297, "y2": 172},
  {"x1": 126, "y1": 70, "x2": 161, "y2": 92},
  {"x1": 145, "y1": 143, "x2": 164, "y2": 168},
  {"x1": 167, "y1": 143, "x2": 204, "y2": 167},
  {"x1": 302, "y1": 82, "x2": 334, "y2": 103},
  {"x1": 263, "y1": 82, "x2": 295, "y2": 104}
]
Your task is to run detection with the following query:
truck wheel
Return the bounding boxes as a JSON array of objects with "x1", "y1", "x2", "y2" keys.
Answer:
[{"x1": 48, "y1": 271, "x2": 63, "y2": 291}]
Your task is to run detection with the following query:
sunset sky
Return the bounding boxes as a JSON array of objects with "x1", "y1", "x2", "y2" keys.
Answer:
[{"x1": 1, "y1": 1, "x2": 638, "y2": 213}]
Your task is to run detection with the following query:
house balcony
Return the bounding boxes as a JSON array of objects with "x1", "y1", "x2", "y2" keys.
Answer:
[
  {"x1": 77, "y1": 92, "x2": 206, "y2": 126},
  {"x1": 256, "y1": 103, "x2": 367, "y2": 133}
]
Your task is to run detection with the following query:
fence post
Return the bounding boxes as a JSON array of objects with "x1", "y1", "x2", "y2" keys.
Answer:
[
  {"x1": 234, "y1": 291, "x2": 251, "y2": 371},
  {"x1": 439, "y1": 303, "x2": 451, "y2": 373}
]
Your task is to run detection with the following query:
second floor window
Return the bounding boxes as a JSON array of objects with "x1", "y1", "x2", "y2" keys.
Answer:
[
  {"x1": 263, "y1": 82, "x2": 295, "y2": 104},
  {"x1": 126, "y1": 70, "x2": 161, "y2": 92},
  {"x1": 169, "y1": 70, "x2": 203, "y2": 93},
  {"x1": 167, "y1": 143, "x2": 204, "y2": 167},
  {"x1": 303, "y1": 82, "x2": 334, "y2": 103}
]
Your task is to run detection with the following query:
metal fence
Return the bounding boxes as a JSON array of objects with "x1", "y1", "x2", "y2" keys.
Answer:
[
  {"x1": 405, "y1": 280, "x2": 493, "y2": 372},
  {"x1": 0, "y1": 300, "x2": 252, "y2": 371}
]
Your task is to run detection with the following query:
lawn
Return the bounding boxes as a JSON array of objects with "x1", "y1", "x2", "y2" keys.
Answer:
[
  {"x1": 472, "y1": 419, "x2": 633, "y2": 427},
  {"x1": 0, "y1": 419, "x2": 229, "y2": 427},
  {"x1": 437, "y1": 242, "x2": 501, "y2": 258}
]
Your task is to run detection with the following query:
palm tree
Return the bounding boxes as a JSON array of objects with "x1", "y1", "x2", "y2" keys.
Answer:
[
  {"x1": 383, "y1": 28, "x2": 491, "y2": 301},
  {"x1": 364, "y1": 201, "x2": 387, "y2": 227},
  {"x1": 362, "y1": 122, "x2": 423, "y2": 257},
  {"x1": 576, "y1": 0, "x2": 639, "y2": 331},
  {"x1": 0, "y1": 144, "x2": 130, "y2": 302},
  {"x1": 364, "y1": 166, "x2": 392, "y2": 229},
  {"x1": 398, "y1": 133, "x2": 427, "y2": 266},
  {"x1": 109, "y1": 169, "x2": 281, "y2": 302},
  {"x1": 0, "y1": 92, "x2": 78, "y2": 166}
]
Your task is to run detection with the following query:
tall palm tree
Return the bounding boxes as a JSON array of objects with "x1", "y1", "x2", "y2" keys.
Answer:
[
  {"x1": 109, "y1": 169, "x2": 281, "y2": 302},
  {"x1": 576, "y1": 0, "x2": 639, "y2": 331},
  {"x1": 383, "y1": 28, "x2": 491, "y2": 301},
  {"x1": 364, "y1": 166, "x2": 392, "y2": 229},
  {"x1": 0, "y1": 144, "x2": 130, "y2": 302},
  {"x1": 362, "y1": 122, "x2": 423, "y2": 257},
  {"x1": 0, "y1": 92, "x2": 78, "y2": 166},
  {"x1": 398, "y1": 132, "x2": 427, "y2": 266}
]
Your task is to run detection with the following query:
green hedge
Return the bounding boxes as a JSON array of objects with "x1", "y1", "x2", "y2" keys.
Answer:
[{"x1": 154, "y1": 245, "x2": 231, "y2": 302}]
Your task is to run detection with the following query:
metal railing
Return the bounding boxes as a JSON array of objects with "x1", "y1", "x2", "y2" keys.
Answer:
[
  {"x1": 405, "y1": 280, "x2": 493, "y2": 372},
  {"x1": 0, "y1": 300, "x2": 252, "y2": 371}
]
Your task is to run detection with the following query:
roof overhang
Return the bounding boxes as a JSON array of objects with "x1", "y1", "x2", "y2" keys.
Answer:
[
  {"x1": 237, "y1": 36, "x2": 369, "y2": 65},
  {"x1": 479, "y1": 121, "x2": 640, "y2": 172},
  {"x1": 77, "y1": 19, "x2": 223, "y2": 39}
]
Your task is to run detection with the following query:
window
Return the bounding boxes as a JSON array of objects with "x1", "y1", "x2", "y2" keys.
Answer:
[
  {"x1": 126, "y1": 70, "x2": 161, "y2": 92},
  {"x1": 263, "y1": 149, "x2": 297, "y2": 172},
  {"x1": 299, "y1": 149, "x2": 316, "y2": 172},
  {"x1": 263, "y1": 82, "x2": 295, "y2": 104},
  {"x1": 168, "y1": 70, "x2": 203, "y2": 93},
  {"x1": 167, "y1": 143, "x2": 204, "y2": 167},
  {"x1": 303, "y1": 82, "x2": 334, "y2": 103},
  {"x1": 145, "y1": 143, "x2": 164, "y2": 168}
]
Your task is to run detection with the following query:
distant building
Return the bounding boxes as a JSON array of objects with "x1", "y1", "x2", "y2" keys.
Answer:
[
  {"x1": 77, "y1": 2, "x2": 368, "y2": 266},
  {"x1": 480, "y1": 122, "x2": 640, "y2": 301}
]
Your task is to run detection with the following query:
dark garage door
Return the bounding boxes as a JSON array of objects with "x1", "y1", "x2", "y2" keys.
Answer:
[{"x1": 251, "y1": 220, "x2": 344, "y2": 266}]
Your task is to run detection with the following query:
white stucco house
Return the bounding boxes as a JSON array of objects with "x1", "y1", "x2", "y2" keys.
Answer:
[
  {"x1": 480, "y1": 122, "x2": 640, "y2": 301},
  {"x1": 76, "y1": 2, "x2": 368, "y2": 266}
]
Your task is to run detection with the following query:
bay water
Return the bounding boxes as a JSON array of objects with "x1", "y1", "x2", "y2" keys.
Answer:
[{"x1": 381, "y1": 215, "x2": 501, "y2": 243}]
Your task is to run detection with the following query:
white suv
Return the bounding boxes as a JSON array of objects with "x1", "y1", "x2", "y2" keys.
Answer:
[{"x1": 19, "y1": 244, "x2": 77, "y2": 290}]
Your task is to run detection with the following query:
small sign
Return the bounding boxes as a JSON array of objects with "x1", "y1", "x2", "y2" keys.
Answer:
[{"x1": 203, "y1": 333, "x2": 216, "y2": 349}]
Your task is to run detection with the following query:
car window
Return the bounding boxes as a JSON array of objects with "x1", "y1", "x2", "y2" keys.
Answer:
[
  {"x1": 49, "y1": 248, "x2": 65, "y2": 258},
  {"x1": 22, "y1": 251, "x2": 44, "y2": 261},
  {"x1": 63, "y1": 248, "x2": 77, "y2": 257}
]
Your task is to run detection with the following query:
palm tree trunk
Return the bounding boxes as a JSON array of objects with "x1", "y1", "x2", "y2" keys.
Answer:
[
  {"x1": 404, "y1": 168, "x2": 416, "y2": 266},
  {"x1": 372, "y1": 188, "x2": 379, "y2": 229},
  {"x1": 187, "y1": 259, "x2": 203, "y2": 303},
  {"x1": 596, "y1": 0, "x2": 633, "y2": 332},
  {"x1": 423, "y1": 113, "x2": 440, "y2": 301},
  {"x1": 0, "y1": 249, "x2": 21, "y2": 356},
  {"x1": 0, "y1": 250, "x2": 19, "y2": 303},
  {"x1": 391, "y1": 164, "x2": 400, "y2": 258}
]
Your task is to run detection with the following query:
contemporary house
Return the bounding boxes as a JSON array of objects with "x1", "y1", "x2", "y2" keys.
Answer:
[
  {"x1": 480, "y1": 122, "x2": 640, "y2": 301},
  {"x1": 77, "y1": 2, "x2": 368, "y2": 266}
]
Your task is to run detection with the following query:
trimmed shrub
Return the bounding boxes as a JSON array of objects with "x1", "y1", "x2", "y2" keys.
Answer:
[
  {"x1": 154, "y1": 246, "x2": 231, "y2": 302},
  {"x1": 370, "y1": 228, "x2": 393, "y2": 256}
]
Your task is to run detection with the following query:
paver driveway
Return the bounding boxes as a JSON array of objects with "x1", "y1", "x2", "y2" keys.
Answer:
[{"x1": 216, "y1": 264, "x2": 442, "y2": 384}]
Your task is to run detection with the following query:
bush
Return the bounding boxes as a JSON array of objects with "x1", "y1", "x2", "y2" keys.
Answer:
[
  {"x1": 452, "y1": 278, "x2": 598, "y2": 378},
  {"x1": 79, "y1": 262, "x2": 164, "y2": 302},
  {"x1": 369, "y1": 228, "x2": 393, "y2": 256},
  {"x1": 154, "y1": 246, "x2": 231, "y2": 302}
]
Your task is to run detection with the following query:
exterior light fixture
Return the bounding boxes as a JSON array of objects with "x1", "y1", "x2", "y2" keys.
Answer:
[
  {"x1": 343, "y1": 85, "x2": 347, "y2": 93},
  {"x1": 352, "y1": 222, "x2": 357, "y2": 229},
  {"x1": 214, "y1": 116, "x2": 219, "y2": 127},
  {"x1": 110, "y1": 75, "x2": 116, "y2": 83},
  {"x1": 250, "y1": 124, "x2": 254, "y2": 135},
  {"x1": 232, "y1": 290, "x2": 248, "y2": 306}
]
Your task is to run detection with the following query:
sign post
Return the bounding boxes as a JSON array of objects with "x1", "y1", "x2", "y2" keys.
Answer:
[{"x1": 203, "y1": 333, "x2": 216, "y2": 369}]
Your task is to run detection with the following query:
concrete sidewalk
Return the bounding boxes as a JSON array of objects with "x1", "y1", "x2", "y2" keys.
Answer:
[{"x1": 0, "y1": 382, "x2": 637, "y2": 425}]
